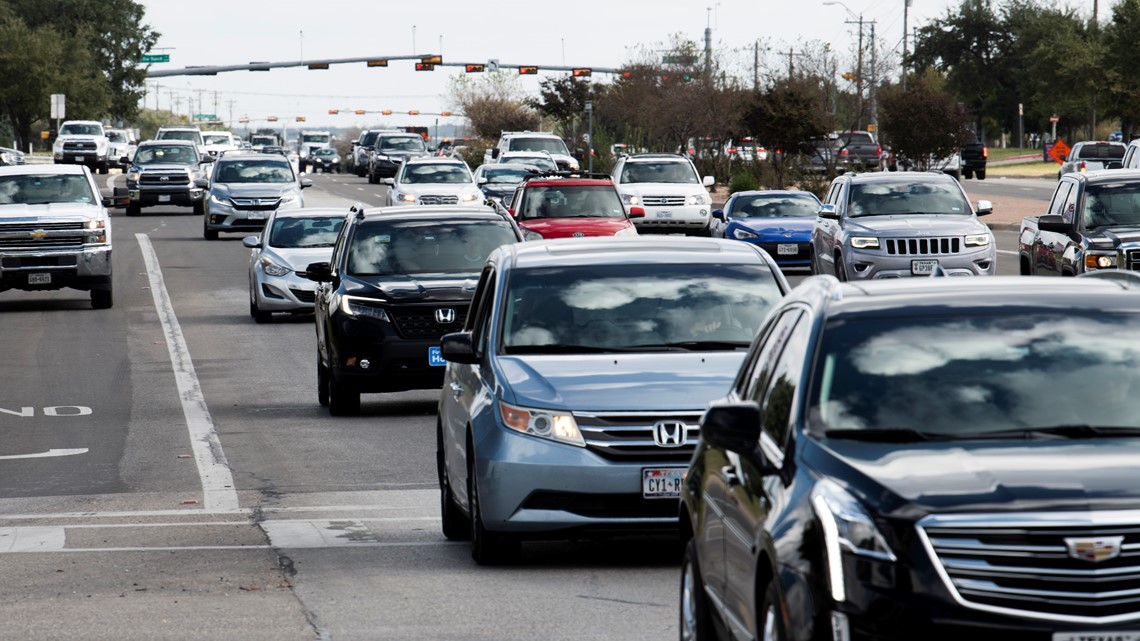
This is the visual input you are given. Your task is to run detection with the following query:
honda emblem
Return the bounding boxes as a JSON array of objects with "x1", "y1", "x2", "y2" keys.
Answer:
[
  {"x1": 435, "y1": 308, "x2": 456, "y2": 324},
  {"x1": 652, "y1": 421, "x2": 688, "y2": 448}
]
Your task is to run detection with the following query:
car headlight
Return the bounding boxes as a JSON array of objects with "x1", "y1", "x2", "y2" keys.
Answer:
[
  {"x1": 568, "y1": 161, "x2": 580, "y2": 170},
  {"x1": 0, "y1": 152, "x2": 12, "y2": 165},
  {"x1": 279, "y1": 194, "x2": 300, "y2": 206},
  {"x1": 128, "y1": 171, "x2": 140, "y2": 183},
  {"x1": 733, "y1": 228, "x2": 758, "y2": 240},
  {"x1": 84, "y1": 219, "x2": 105, "y2": 231},
  {"x1": 1086, "y1": 252, "x2": 1118, "y2": 270},
  {"x1": 687, "y1": 193, "x2": 710, "y2": 206},
  {"x1": 339, "y1": 295, "x2": 390, "y2": 321},
  {"x1": 498, "y1": 401, "x2": 584, "y2": 447},
  {"x1": 52, "y1": 142, "x2": 63, "y2": 152},
  {"x1": 523, "y1": 229, "x2": 544, "y2": 241},
  {"x1": 259, "y1": 256, "x2": 292, "y2": 277},
  {"x1": 621, "y1": 194, "x2": 640, "y2": 206},
  {"x1": 963, "y1": 234, "x2": 990, "y2": 247},
  {"x1": 849, "y1": 236, "x2": 880, "y2": 249},
  {"x1": 210, "y1": 193, "x2": 231, "y2": 206},
  {"x1": 397, "y1": 192, "x2": 416, "y2": 203},
  {"x1": 461, "y1": 192, "x2": 480, "y2": 203},
  {"x1": 811, "y1": 479, "x2": 896, "y2": 603},
  {"x1": 614, "y1": 226, "x2": 638, "y2": 237}
]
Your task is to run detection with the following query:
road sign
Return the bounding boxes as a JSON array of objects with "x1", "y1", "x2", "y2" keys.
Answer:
[
  {"x1": 40, "y1": 130, "x2": 49, "y2": 139},
  {"x1": 50, "y1": 94, "x2": 65, "y2": 120},
  {"x1": 1049, "y1": 138, "x2": 1070, "y2": 165},
  {"x1": 141, "y1": 54, "x2": 170, "y2": 63},
  {"x1": 1049, "y1": 115, "x2": 1060, "y2": 123},
  {"x1": 662, "y1": 54, "x2": 696, "y2": 65},
  {"x1": 192, "y1": 114, "x2": 217, "y2": 121}
]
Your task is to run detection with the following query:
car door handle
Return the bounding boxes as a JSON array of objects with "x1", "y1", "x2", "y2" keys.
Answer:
[{"x1": 720, "y1": 465, "x2": 741, "y2": 486}]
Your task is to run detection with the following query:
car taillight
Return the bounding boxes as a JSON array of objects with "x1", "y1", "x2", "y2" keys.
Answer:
[
  {"x1": 839, "y1": 148, "x2": 849, "y2": 156},
  {"x1": 727, "y1": 147, "x2": 737, "y2": 154},
  {"x1": 1079, "y1": 160, "x2": 1087, "y2": 172},
  {"x1": 875, "y1": 146, "x2": 882, "y2": 156},
  {"x1": 982, "y1": 146, "x2": 988, "y2": 158}
]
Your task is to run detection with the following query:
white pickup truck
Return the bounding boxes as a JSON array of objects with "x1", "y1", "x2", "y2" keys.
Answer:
[{"x1": 52, "y1": 120, "x2": 112, "y2": 175}]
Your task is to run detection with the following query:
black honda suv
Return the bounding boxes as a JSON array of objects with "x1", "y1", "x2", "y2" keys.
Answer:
[
  {"x1": 305, "y1": 205, "x2": 522, "y2": 415},
  {"x1": 682, "y1": 273, "x2": 1140, "y2": 641}
]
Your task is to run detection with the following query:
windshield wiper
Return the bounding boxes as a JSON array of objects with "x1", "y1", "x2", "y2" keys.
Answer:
[
  {"x1": 825, "y1": 428, "x2": 950, "y2": 442},
  {"x1": 956, "y1": 425, "x2": 1140, "y2": 440},
  {"x1": 505, "y1": 344, "x2": 623, "y2": 354},
  {"x1": 634, "y1": 340, "x2": 751, "y2": 351}
]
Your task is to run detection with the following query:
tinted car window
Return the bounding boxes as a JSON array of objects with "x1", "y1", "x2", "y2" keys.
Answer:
[
  {"x1": 508, "y1": 138, "x2": 569, "y2": 155},
  {"x1": 809, "y1": 312, "x2": 1140, "y2": 437},
  {"x1": 500, "y1": 264, "x2": 783, "y2": 352},
  {"x1": 848, "y1": 180, "x2": 970, "y2": 217},
  {"x1": 0, "y1": 174, "x2": 94, "y2": 205},
  {"x1": 346, "y1": 219, "x2": 517, "y2": 276},
  {"x1": 158, "y1": 130, "x2": 201, "y2": 143},
  {"x1": 216, "y1": 160, "x2": 294, "y2": 183},
  {"x1": 730, "y1": 194, "x2": 819, "y2": 218},
  {"x1": 517, "y1": 185, "x2": 625, "y2": 219},
  {"x1": 1048, "y1": 182, "x2": 1072, "y2": 218},
  {"x1": 744, "y1": 310, "x2": 803, "y2": 401},
  {"x1": 619, "y1": 162, "x2": 698, "y2": 184},
  {"x1": 760, "y1": 315, "x2": 812, "y2": 448},
  {"x1": 1060, "y1": 183, "x2": 1079, "y2": 224},
  {"x1": 379, "y1": 136, "x2": 426, "y2": 152},
  {"x1": 60, "y1": 124, "x2": 102, "y2": 136},
  {"x1": 359, "y1": 131, "x2": 380, "y2": 147},
  {"x1": 1077, "y1": 144, "x2": 1125, "y2": 160},
  {"x1": 481, "y1": 167, "x2": 532, "y2": 183},
  {"x1": 1084, "y1": 182, "x2": 1140, "y2": 227},
  {"x1": 400, "y1": 164, "x2": 472, "y2": 184},
  {"x1": 135, "y1": 145, "x2": 197, "y2": 165},
  {"x1": 267, "y1": 216, "x2": 345, "y2": 249}
]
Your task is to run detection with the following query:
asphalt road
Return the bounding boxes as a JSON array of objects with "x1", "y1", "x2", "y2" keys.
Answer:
[{"x1": 0, "y1": 170, "x2": 1046, "y2": 640}]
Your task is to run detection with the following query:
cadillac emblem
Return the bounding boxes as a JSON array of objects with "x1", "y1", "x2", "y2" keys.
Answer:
[{"x1": 1064, "y1": 536, "x2": 1124, "y2": 563}]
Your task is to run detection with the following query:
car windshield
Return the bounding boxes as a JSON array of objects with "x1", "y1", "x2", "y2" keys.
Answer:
[
  {"x1": 107, "y1": 131, "x2": 127, "y2": 143},
  {"x1": 502, "y1": 156, "x2": 556, "y2": 171},
  {"x1": 482, "y1": 167, "x2": 532, "y2": 184},
  {"x1": 215, "y1": 160, "x2": 294, "y2": 183},
  {"x1": 810, "y1": 312, "x2": 1140, "y2": 438},
  {"x1": 508, "y1": 137, "x2": 569, "y2": 155},
  {"x1": 315, "y1": 149, "x2": 337, "y2": 157},
  {"x1": 159, "y1": 130, "x2": 201, "y2": 143},
  {"x1": 302, "y1": 134, "x2": 330, "y2": 143},
  {"x1": 1077, "y1": 144, "x2": 1126, "y2": 160},
  {"x1": 848, "y1": 180, "x2": 970, "y2": 216},
  {"x1": 251, "y1": 137, "x2": 275, "y2": 146},
  {"x1": 0, "y1": 174, "x2": 94, "y2": 205},
  {"x1": 1083, "y1": 182, "x2": 1140, "y2": 228},
  {"x1": 346, "y1": 219, "x2": 517, "y2": 276},
  {"x1": 135, "y1": 145, "x2": 196, "y2": 165},
  {"x1": 60, "y1": 124, "x2": 102, "y2": 136},
  {"x1": 380, "y1": 137, "x2": 426, "y2": 152},
  {"x1": 359, "y1": 131, "x2": 380, "y2": 147},
  {"x1": 203, "y1": 135, "x2": 231, "y2": 145},
  {"x1": 619, "y1": 161, "x2": 698, "y2": 184},
  {"x1": 837, "y1": 132, "x2": 874, "y2": 146},
  {"x1": 730, "y1": 194, "x2": 819, "y2": 218},
  {"x1": 268, "y1": 215, "x2": 345, "y2": 249},
  {"x1": 401, "y1": 164, "x2": 472, "y2": 184},
  {"x1": 518, "y1": 185, "x2": 625, "y2": 219},
  {"x1": 500, "y1": 264, "x2": 783, "y2": 353}
]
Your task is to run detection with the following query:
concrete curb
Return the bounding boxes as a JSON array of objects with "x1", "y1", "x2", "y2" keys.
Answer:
[{"x1": 986, "y1": 221, "x2": 1022, "y2": 231}]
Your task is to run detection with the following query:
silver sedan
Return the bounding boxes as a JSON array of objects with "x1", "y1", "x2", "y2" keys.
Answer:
[{"x1": 243, "y1": 208, "x2": 347, "y2": 323}]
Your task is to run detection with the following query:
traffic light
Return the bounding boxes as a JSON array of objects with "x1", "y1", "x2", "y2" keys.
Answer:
[
  {"x1": 572, "y1": 68, "x2": 592, "y2": 77},
  {"x1": 381, "y1": 110, "x2": 393, "y2": 115},
  {"x1": 238, "y1": 117, "x2": 250, "y2": 123},
  {"x1": 465, "y1": 64, "x2": 485, "y2": 73},
  {"x1": 367, "y1": 59, "x2": 388, "y2": 67},
  {"x1": 354, "y1": 109, "x2": 366, "y2": 115},
  {"x1": 308, "y1": 63, "x2": 329, "y2": 70},
  {"x1": 267, "y1": 116, "x2": 279, "y2": 122},
  {"x1": 328, "y1": 109, "x2": 339, "y2": 115},
  {"x1": 621, "y1": 71, "x2": 632, "y2": 78},
  {"x1": 408, "y1": 110, "x2": 420, "y2": 115},
  {"x1": 681, "y1": 74, "x2": 692, "y2": 82},
  {"x1": 295, "y1": 116, "x2": 305, "y2": 122},
  {"x1": 421, "y1": 55, "x2": 442, "y2": 64},
  {"x1": 519, "y1": 66, "x2": 538, "y2": 75},
  {"x1": 842, "y1": 72, "x2": 857, "y2": 81},
  {"x1": 440, "y1": 111, "x2": 451, "y2": 116},
  {"x1": 415, "y1": 63, "x2": 434, "y2": 71}
]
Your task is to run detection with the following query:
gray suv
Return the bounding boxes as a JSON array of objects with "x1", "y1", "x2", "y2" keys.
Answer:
[
  {"x1": 811, "y1": 172, "x2": 996, "y2": 279},
  {"x1": 199, "y1": 153, "x2": 311, "y2": 240}
]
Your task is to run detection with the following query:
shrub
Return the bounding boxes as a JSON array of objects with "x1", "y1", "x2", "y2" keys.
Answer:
[{"x1": 729, "y1": 170, "x2": 759, "y2": 195}]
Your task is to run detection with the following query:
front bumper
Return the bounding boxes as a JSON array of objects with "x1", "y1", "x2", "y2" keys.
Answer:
[
  {"x1": 843, "y1": 244, "x2": 996, "y2": 279},
  {"x1": 54, "y1": 152, "x2": 107, "y2": 166},
  {"x1": 632, "y1": 205, "x2": 711, "y2": 232},
  {"x1": 328, "y1": 315, "x2": 448, "y2": 392},
  {"x1": 206, "y1": 200, "x2": 299, "y2": 233},
  {"x1": 129, "y1": 186, "x2": 205, "y2": 207},
  {"x1": 251, "y1": 266, "x2": 317, "y2": 313},
  {"x1": 0, "y1": 246, "x2": 112, "y2": 291}
]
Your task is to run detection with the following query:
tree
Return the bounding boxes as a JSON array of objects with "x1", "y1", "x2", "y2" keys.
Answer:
[
  {"x1": 447, "y1": 72, "x2": 541, "y2": 140},
  {"x1": 739, "y1": 78, "x2": 832, "y2": 187},
  {"x1": 1104, "y1": 0, "x2": 1140, "y2": 139},
  {"x1": 879, "y1": 70, "x2": 971, "y2": 170},
  {"x1": 529, "y1": 76, "x2": 599, "y2": 146}
]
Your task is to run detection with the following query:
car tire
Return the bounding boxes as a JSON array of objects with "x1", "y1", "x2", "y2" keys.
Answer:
[
  {"x1": 317, "y1": 356, "x2": 329, "y2": 407},
  {"x1": 192, "y1": 199, "x2": 205, "y2": 216},
  {"x1": 203, "y1": 219, "x2": 218, "y2": 240},
  {"x1": 808, "y1": 247, "x2": 819, "y2": 275},
  {"x1": 468, "y1": 443, "x2": 519, "y2": 565},
  {"x1": 947, "y1": 170, "x2": 960, "y2": 180},
  {"x1": 249, "y1": 296, "x2": 271, "y2": 324},
  {"x1": 759, "y1": 582, "x2": 787, "y2": 641},
  {"x1": 98, "y1": 162, "x2": 109, "y2": 175},
  {"x1": 976, "y1": 169, "x2": 986, "y2": 180},
  {"x1": 368, "y1": 171, "x2": 378, "y2": 185},
  {"x1": 963, "y1": 169, "x2": 974, "y2": 180},
  {"x1": 90, "y1": 287, "x2": 113, "y2": 310},
  {"x1": 125, "y1": 201, "x2": 141, "y2": 217},
  {"x1": 437, "y1": 420, "x2": 471, "y2": 541},
  {"x1": 328, "y1": 375, "x2": 360, "y2": 416},
  {"x1": 680, "y1": 538, "x2": 717, "y2": 641},
  {"x1": 834, "y1": 252, "x2": 847, "y2": 282}
]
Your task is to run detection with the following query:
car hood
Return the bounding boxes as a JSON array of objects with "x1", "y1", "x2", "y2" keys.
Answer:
[
  {"x1": 342, "y1": 274, "x2": 479, "y2": 302},
  {"x1": 135, "y1": 163, "x2": 194, "y2": 172},
  {"x1": 496, "y1": 352, "x2": 746, "y2": 411},
  {"x1": 730, "y1": 217, "x2": 815, "y2": 238},
  {"x1": 217, "y1": 183, "x2": 299, "y2": 198},
  {"x1": 1090, "y1": 228, "x2": 1140, "y2": 245},
  {"x1": 519, "y1": 217, "x2": 634, "y2": 238},
  {"x1": 806, "y1": 437, "x2": 1140, "y2": 515},
  {"x1": 376, "y1": 151, "x2": 428, "y2": 161},
  {"x1": 265, "y1": 247, "x2": 334, "y2": 272},
  {"x1": 618, "y1": 183, "x2": 705, "y2": 196},
  {"x1": 0, "y1": 203, "x2": 103, "y2": 221},
  {"x1": 843, "y1": 214, "x2": 986, "y2": 236},
  {"x1": 57, "y1": 134, "x2": 105, "y2": 143},
  {"x1": 399, "y1": 184, "x2": 479, "y2": 195}
]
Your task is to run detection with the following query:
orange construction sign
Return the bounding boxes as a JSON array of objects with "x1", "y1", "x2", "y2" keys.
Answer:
[{"x1": 1049, "y1": 139, "x2": 1070, "y2": 165}]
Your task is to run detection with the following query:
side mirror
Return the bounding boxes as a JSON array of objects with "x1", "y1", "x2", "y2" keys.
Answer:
[
  {"x1": 627, "y1": 206, "x2": 645, "y2": 219},
  {"x1": 712, "y1": 209, "x2": 724, "y2": 220},
  {"x1": 1038, "y1": 214, "x2": 1073, "y2": 234},
  {"x1": 194, "y1": 178, "x2": 210, "y2": 189},
  {"x1": 300, "y1": 178, "x2": 313, "y2": 189},
  {"x1": 817, "y1": 204, "x2": 840, "y2": 220},
  {"x1": 383, "y1": 178, "x2": 394, "y2": 185},
  {"x1": 701, "y1": 402, "x2": 762, "y2": 454},
  {"x1": 490, "y1": 148, "x2": 500, "y2": 159},
  {"x1": 304, "y1": 262, "x2": 334, "y2": 283},
  {"x1": 1107, "y1": 161, "x2": 1124, "y2": 170},
  {"x1": 702, "y1": 176, "x2": 715, "y2": 187},
  {"x1": 976, "y1": 200, "x2": 993, "y2": 216},
  {"x1": 241, "y1": 236, "x2": 261, "y2": 249},
  {"x1": 507, "y1": 208, "x2": 517, "y2": 217},
  {"x1": 477, "y1": 177, "x2": 488, "y2": 185},
  {"x1": 440, "y1": 331, "x2": 479, "y2": 364},
  {"x1": 119, "y1": 156, "x2": 130, "y2": 165},
  {"x1": 200, "y1": 156, "x2": 216, "y2": 163}
]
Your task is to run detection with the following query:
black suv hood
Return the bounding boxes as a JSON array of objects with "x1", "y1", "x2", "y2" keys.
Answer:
[
  {"x1": 804, "y1": 437, "x2": 1140, "y2": 518},
  {"x1": 342, "y1": 273, "x2": 479, "y2": 302}
]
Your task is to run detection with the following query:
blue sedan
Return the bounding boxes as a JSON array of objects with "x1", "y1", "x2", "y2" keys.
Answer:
[{"x1": 713, "y1": 190, "x2": 822, "y2": 268}]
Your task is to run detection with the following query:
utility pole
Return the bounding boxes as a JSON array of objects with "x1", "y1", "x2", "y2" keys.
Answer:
[
  {"x1": 846, "y1": 16, "x2": 865, "y2": 129},
  {"x1": 753, "y1": 41, "x2": 759, "y2": 91},
  {"x1": 869, "y1": 22, "x2": 878, "y2": 132},
  {"x1": 779, "y1": 48, "x2": 797, "y2": 79},
  {"x1": 213, "y1": 91, "x2": 219, "y2": 121},
  {"x1": 227, "y1": 100, "x2": 236, "y2": 128},
  {"x1": 902, "y1": 0, "x2": 911, "y2": 90}
]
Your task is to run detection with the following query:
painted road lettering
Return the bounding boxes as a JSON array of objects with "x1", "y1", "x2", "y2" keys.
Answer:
[{"x1": 0, "y1": 406, "x2": 93, "y2": 417}]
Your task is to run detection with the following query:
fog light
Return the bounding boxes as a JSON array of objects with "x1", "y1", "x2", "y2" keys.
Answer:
[
  {"x1": 210, "y1": 215, "x2": 225, "y2": 224},
  {"x1": 359, "y1": 359, "x2": 370, "y2": 369},
  {"x1": 830, "y1": 612, "x2": 850, "y2": 641},
  {"x1": 345, "y1": 357, "x2": 357, "y2": 367}
]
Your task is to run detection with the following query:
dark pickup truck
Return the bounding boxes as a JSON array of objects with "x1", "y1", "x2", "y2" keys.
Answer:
[
  {"x1": 961, "y1": 133, "x2": 987, "y2": 179},
  {"x1": 831, "y1": 130, "x2": 881, "y2": 171},
  {"x1": 1019, "y1": 169, "x2": 1140, "y2": 275}
]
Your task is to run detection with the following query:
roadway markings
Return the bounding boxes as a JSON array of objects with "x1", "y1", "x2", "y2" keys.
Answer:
[
  {"x1": 0, "y1": 526, "x2": 65, "y2": 552},
  {"x1": 997, "y1": 250, "x2": 1018, "y2": 256},
  {"x1": 0, "y1": 448, "x2": 88, "y2": 460},
  {"x1": 136, "y1": 233, "x2": 240, "y2": 512}
]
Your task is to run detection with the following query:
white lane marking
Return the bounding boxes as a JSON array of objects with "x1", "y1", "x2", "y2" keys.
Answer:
[
  {"x1": 136, "y1": 233, "x2": 240, "y2": 512},
  {"x1": 0, "y1": 448, "x2": 88, "y2": 460},
  {"x1": 0, "y1": 503, "x2": 426, "y2": 520},
  {"x1": 29, "y1": 517, "x2": 439, "y2": 530},
  {"x1": 356, "y1": 187, "x2": 364, "y2": 191},
  {"x1": 997, "y1": 249, "x2": 1018, "y2": 256},
  {"x1": 7, "y1": 542, "x2": 456, "y2": 554},
  {"x1": 0, "y1": 526, "x2": 65, "y2": 552}
]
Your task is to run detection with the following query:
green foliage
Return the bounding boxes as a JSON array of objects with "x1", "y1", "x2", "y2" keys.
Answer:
[
  {"x1": 129, "y1": 109, "x2": 188, "y2": 142},
  {"x1": 740, "y1": 79, "x2": 832, "y2": 188},
  {"x1": 529, "y1": 76, "x2": 598, "y2": 144},
  {"x1": 729, "y1": 171, "x2": 759, "y2": 195},
  {"x1": 880, "y1": 69, "x2": 972, "y2": 168}
]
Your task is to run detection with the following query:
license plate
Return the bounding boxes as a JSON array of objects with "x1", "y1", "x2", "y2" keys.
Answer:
[
  {"x1": 643, "y1": 468, "x2": 685, "y2": 499},
  {"x1": 75, "y1": 156, "x2": 85, "y2": 162},
  {"x1": 656, "y1": 210, "x2": 672, "y2": 219},
  {"x1": 912, "y1": 259, "x2": 939, "y2": 275},
  {"x1": 245, "y1": 211, "x2": 266, "y2": 220},
  {"x1": 428, "y1": 346, "x2": 446, "y2": 367},
  {"x1": 27, "y1": 273, "x2": 50, "y2": 285},
  {"x1": 158, "y1": 194, "x2": 171, "y2": 203},
  {"x1": 777, "y1": 243, "x2": 799, "y2": 255},
  {"x1": 1048, "y1": 629, "x2": 1140, "y2": 634}
]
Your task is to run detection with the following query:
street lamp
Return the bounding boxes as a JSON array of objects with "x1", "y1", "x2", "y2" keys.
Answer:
[{"x1": 822, "y1": 0, "x2": 857, "y2": 20}]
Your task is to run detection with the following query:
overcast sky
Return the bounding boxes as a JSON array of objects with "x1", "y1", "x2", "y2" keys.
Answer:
[{"x1": 135, "y1": 0, "x2": 1096, "y2": 133}]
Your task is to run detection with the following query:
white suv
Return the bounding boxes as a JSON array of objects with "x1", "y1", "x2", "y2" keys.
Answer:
[
  {"x1": 485, "y1": 131, "x2": 579, "y2": 171},
  {"x1": 611, "y1": 154, "x2": 715, "y2": 236}
]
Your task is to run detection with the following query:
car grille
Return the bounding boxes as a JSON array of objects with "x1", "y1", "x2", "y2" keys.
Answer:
[
  {"x1": 920, "y1": 514, "x2": 1140, "y2": 622},
  {"x1": 884, "y1": 237, "x2": 961, "y2": 255},
  {"x1": 0, "y1": 222, "x2": 85, "y2": 249},
  {"x1": 574, "y1": 411, "x2": 703, "y2": 462},
  {"x1": 1, "y1": 255, "x2": 78, "y2": 268},
  {"x1": 1126, "y1": 249, "x2": 1140, "y2": 271},
  {"x1": 640, "y1": 196, "x2": 686, "y2": 207},
  {"x1": 290, "y1": 289, "x2": 316, "y2": 303},
  {"x1": 388, "y1": 305, "x2": 468, "y2": 340},
  {"x1": 418, "y1": 195, "x2": 459, "y2": 205},
  {"x1": 63, "y1": 142, "x2": 96, "y2": 151},
  {"x1": 139, "y1": 172, "x2": 190, "y2": 186},
  {"x1": 521, "y1": 491, "x2": 679, "y2": 519},
  {"x1": 231, "y1": 197, "x2": 281, "y2": 211}
]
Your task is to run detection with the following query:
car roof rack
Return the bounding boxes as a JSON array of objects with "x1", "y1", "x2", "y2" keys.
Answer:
[{"x1": 522, "y1": 170, "x2": 612, "y2": 181}]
